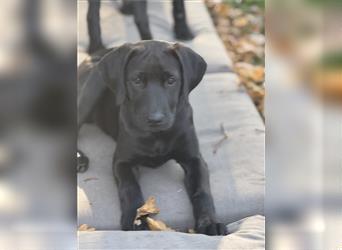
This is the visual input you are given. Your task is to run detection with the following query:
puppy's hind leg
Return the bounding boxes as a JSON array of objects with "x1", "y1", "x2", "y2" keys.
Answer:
[
  {"x1": 120, "y1": 0, "x2": 134, "y2": 15},
  {"x1": 132, "y1": 0, "x2": 153, "y2": 40},
  {"x1": 87, "y1": 0, "x2": 105, "y2": 54},
  {"x1": 172, "y1": 0, "x2": 194, "y2": 40}
]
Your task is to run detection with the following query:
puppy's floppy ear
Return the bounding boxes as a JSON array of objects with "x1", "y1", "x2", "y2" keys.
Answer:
[
  {"x1": 78, "y1": 43, "x2": 137, "y2": 128},
  {"x1": 171, "y1": 43, "x2": 207, "y2": 94},
  {"x1": 95, "y1": 43, "x2": 136, "y2": 105}
]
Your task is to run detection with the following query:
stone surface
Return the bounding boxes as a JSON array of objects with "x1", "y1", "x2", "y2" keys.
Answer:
[{"x1": 77, "y1": 0, "x2": 232, "y2": 72}]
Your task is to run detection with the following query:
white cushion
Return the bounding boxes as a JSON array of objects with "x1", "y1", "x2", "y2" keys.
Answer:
[
  {"x1": 77, "y1": 73, "x2": 264, "y2": 230},
  {"x1": 78, "y1": 215, "x2": 265, "y2": 249}
]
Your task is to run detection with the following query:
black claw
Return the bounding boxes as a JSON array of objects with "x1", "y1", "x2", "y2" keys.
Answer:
[
  {"x1": 217, "y1": 223, "x2": 228, "y2": 235},
  {"x1": 196, "y1": 222, "x2": 228, "y2": 236}
]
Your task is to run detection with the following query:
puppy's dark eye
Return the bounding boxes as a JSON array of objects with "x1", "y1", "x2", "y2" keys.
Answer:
[
  {"x1": 132, "y1": 77, "x2": 142, "y2": 86},
  {"x1": 167, "y1": 76, "x2": 176, "y2": 86}
]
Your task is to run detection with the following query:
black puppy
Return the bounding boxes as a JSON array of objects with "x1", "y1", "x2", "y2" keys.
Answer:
[
  {"x1": 87, "y1": 0, "x2": 194, "y2": 53},
  {"x1": 78, "y1": 41, "x2": 226, "y2": 235}
]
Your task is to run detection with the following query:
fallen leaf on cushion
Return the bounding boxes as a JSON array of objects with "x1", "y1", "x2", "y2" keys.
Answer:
[
  {"x1": 136, "y1": 196, "x2": 160, "y2": 218},
  {"x1": 134, "y1": 196, "x2": 160, "y2": 226},
  {"x1": 78, "y1": 224, "x2": 96, "y2": 231},
  {"x1": 133, "y1": 197, "x2": 176, "y2": 232},
  {"x1": 188, "y1": 229, "x2": 196, "y2": 234},
  {"x1": 146, "y1": 217, "x2": 175, "y2": 232}
]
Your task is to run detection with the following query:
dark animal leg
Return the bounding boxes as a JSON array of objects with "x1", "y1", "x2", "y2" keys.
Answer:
[
  {"x1": 172, "y1": 0, "x2": 194, "y2": 40},
  {"x1": 132, "y1": 0, "x2": 153, "y2": 40},
  {"x1": 120, "y1": 0, "x2": 134, "y2": 15},
  {"x1": 178, "y1": 156, "x2": 226, "y2": 235},
  {"x1": 114, "y1": 160, "x2": 149, "y2": 230},
  {"x1": 87, "y1": 0, "x2": 105, "y2": 54}
]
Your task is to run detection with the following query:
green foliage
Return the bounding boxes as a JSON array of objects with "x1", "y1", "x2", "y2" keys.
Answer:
[{"x1": 321, "y1": 52, "x2": 342, "y2": 69}]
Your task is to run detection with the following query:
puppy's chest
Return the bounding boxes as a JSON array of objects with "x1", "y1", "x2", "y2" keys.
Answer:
[
  {"x1": 137, "y1": 140, "x2": 173, "y2": 168},
  {"x1": 134, "y1": 137, "x2": 175, "y2": 165},
  {"x1": 143, "y1": 139, "x2": 171, "y2": 157}
]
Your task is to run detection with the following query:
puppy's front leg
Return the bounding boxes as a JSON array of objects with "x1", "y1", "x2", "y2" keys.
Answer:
[
  {"x1": 178, "y1": 155, "x2": 227, "y2": 235},
  {"x1": 113, "y1": 160, "x2": 148, "y2": 231}
]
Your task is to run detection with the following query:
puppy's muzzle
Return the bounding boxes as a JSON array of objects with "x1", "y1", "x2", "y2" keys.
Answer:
[{"x1": 147, "y1": 112, "x2": 165, "y2": 126}]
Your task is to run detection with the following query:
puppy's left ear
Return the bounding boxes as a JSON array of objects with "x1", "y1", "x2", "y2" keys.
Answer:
[{"x1": 171, "y1": 43, "x2": 207, "y2": 93}]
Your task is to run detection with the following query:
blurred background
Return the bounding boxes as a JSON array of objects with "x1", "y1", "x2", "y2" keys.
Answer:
[
  {"x1": 265, "y1": 0, "x2": 342, "y2": 249},
  {"x1": 208, "y1": 2, "x2": 341, "y2": 249},
  {"x1": 0, "y1": 0, "x2": 76, "y2": 249},
  {"x1": 0, "y1": 0, "x2": 341, "y2": 249}
]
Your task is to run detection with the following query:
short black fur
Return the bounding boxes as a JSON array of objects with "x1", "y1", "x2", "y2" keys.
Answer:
[
  {"x1": 78, "y1": 41, "x2": 226, "y2": 235},
  {"x1": 86, "y1": 0, "x2": 194, "y2": 53}
]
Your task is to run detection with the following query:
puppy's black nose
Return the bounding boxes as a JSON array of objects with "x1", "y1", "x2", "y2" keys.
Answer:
[{"x1": 148, "y1": 112, "x2": 165, "y2": 125}]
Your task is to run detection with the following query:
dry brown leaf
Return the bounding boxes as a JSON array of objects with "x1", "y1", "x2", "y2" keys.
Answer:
[
  {"x1": 213, "y1": 4, "x2": 230, "y2": 17},
  {"x1": 146, "y1": 217, "x2": 175, "y2": 232},
  {"x1": 235, "y1": 63, "x2": 264, "y2": 83},
  {"x1": 236, "y1": 39, "x2": 258, "y2": 54},
  {"x1": 205, "y1": 0, "x2": 265, "y2": 118},
  {"x1": 136, "y1": 196, "x2": 160, "y2": 218},
  {"x1": 78, "y1": 224, "x2": 96, "y2": 231},
  {"x1": 133, "y1": 197, "x2": 176, "y2": 232},
  {"x1": 233, "y1": 16, "x2": 249, "y2": 28},
  {"x1": 248, "y1": 33, "x2": 265, "y2": 46},
  {"x1": 134, "y1": 196, "x2": 160, "y2": 226},
  {"x1": 250, "y1": 66, "x2": 264, "y2": 82},
  {"x1": 227, "y1": 8, "x2": 243, "y2": 19}
]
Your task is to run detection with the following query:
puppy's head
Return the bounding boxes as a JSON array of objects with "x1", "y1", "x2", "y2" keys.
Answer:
[{"x1": 93, "y1": 41, "x2": 207, "y2": 133}]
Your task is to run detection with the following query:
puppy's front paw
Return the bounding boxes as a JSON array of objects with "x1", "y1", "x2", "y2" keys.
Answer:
[
  {"x1": 196, "y1": 221, "x2": 227, "y2": 236},
  {"x1": 77, "y1": 150, "x2": 89, "y2": 173},
  {"x1": 87, "y1": 43, "x2": 105, "y2": 55},
  {"x1": 174, "y1": 25, "x2": 194, "y2": 41},
  {"x1": 133, "y1": 217, "x2": 150, "y2": 231}
]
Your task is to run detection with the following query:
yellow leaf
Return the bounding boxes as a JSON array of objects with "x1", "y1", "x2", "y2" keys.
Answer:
[
  {"x1": 146, "y1": 217, "x2": 175, "y2": 232},
  {"x1": 136, "y1": 196, "x2": 160, "y2": 218},
  {"x1": 78, "y1": 224, "x2": 96, "y2": 231},
  {"x1": 233, "y1": 17, "x2": 249, "y2": 28}
]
